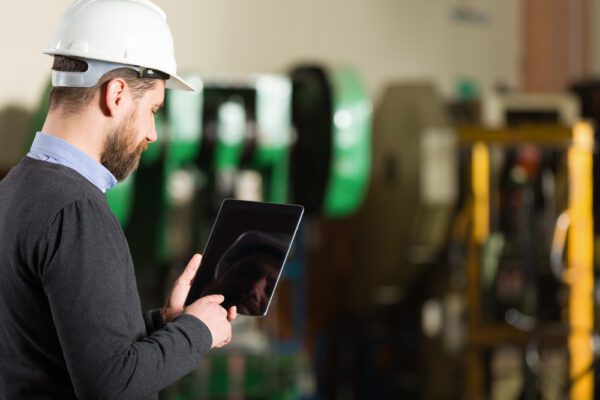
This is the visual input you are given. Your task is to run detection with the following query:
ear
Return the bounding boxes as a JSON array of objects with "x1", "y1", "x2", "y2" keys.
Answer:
[{"x1": 101, "y1": 78, "x2": 130, "y2": 118}]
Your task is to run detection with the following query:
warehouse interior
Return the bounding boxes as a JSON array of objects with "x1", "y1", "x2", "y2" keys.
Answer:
[{"x1": 1, "y1": 0, "x2": 600, "y2": 398}]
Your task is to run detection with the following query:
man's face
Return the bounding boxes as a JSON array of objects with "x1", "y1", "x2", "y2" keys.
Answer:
[
  {"x1": 208, "y1": 253, "x2": 280, "y2": 315},
  {"x1": 100, "y1": 81, "x2": 165, "y2": 181}
]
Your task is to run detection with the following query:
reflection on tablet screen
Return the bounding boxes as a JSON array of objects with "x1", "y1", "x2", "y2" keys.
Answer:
[{"x1": 202, "y1": 231, "x2": 289, "y2": 315}]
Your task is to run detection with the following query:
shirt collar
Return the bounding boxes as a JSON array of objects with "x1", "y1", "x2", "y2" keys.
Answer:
[{"x1": 27, "y1": 132, "x2": 117, "y2": 193}]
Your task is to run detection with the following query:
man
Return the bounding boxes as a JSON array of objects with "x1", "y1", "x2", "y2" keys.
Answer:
[{"x1": 0, "y1": 0, "x2": 236, "y2": 398}]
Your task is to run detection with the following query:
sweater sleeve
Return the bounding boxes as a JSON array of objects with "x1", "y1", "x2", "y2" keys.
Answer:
[
  {"x1": 143, "y1": 309, "x2": 166, "y2": 334},
  {"x1": 39, "y1": 198, "x2": 213, "y2": 399}
]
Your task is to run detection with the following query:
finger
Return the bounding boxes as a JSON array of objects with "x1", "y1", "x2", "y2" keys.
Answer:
[
  {"x1": 179, "y1": 253, "x2": 202, "y2": 283},
  {"x1": 227, "y1": 306, "x2": 237, "y2": 321},
  {"x1": 199, "y1": 294, "x2": 225, "y2": 304}
]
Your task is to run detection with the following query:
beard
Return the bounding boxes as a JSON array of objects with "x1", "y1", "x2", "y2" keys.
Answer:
[{"x1": 100, "y1": 113, "x2": 148, "y2": 182}]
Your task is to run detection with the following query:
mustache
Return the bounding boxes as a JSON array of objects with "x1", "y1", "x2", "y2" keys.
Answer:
[{"x1": 137, "y1": 140, "x2": 148, "y2": 153}]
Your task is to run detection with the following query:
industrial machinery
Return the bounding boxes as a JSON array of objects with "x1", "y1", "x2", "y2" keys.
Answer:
[
  {"x1": 315, "y1": 87, "x2": 597, "y2": 399},
  {"x1": 314, "y1": 82, "x2": 459, "y2": 398},
  {"x1": 290, "y1": 65, "x2": 372, "y2": 218},
  {"x1": 458, "y1": 93, "x2": 596, "y2": 400},
  {"x1": 352, "y1": 82, "x2": 459, "y2": 310}
]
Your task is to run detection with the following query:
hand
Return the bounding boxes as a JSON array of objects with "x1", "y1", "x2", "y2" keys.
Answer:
[
  {"x1": 185, "y1": 294, "x2": 237, "y2": 348},
  {"x1": 162, "y1": 253, "x2": 202, "y2": 323}
]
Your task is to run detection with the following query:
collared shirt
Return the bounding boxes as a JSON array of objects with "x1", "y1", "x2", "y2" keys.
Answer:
[{"x1": 27, "y1": 132, "x2": 117, "y2": 193}]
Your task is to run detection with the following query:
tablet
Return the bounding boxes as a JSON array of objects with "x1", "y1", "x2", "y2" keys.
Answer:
[{"x1": 184, "y1": 199, "x2": 304, "y2": 316}]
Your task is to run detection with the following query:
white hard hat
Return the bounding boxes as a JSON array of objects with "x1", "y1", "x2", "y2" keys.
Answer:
[{"x1": 44, "y1": 0, "x2": 194, "y2": 91}]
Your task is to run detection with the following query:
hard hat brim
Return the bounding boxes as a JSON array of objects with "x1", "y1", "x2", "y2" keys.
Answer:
[{"x1": 167, "y1": 73, "x2": 197, "y2": 92}]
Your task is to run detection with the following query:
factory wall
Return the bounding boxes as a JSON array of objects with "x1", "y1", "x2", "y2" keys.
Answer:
[{"x1": 593, "y1": 0, "x2": 600, "y2": 75}]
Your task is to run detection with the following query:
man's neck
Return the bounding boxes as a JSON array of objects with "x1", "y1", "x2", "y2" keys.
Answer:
[{"x1": 42, "y1": 110, "x2": 106, "y2": 163}]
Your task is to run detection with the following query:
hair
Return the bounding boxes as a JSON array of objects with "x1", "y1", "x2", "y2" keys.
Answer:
[{"x1": 49, "y1": 55, "x2": 159, "y2": 115}]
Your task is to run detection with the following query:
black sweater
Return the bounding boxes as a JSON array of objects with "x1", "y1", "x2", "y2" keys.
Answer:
[{"x1": 0, "y1": 157, "x2": 212, "y2": 399}]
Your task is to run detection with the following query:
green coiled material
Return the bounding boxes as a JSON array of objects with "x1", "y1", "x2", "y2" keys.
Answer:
[
  {"x1": 325, "y1": 67, "x2": 372, "y2": 217},
  {"x1": 290, "y1": 65, "x2": 372, "y2": 218}
]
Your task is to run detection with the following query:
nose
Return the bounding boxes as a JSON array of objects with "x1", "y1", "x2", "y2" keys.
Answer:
[
  {"x1": 147, "y1": 121, "x2": 158, "y2": 143},
  {"x1": 250, "y1": 287, "x2": 262, "y2": 303}
]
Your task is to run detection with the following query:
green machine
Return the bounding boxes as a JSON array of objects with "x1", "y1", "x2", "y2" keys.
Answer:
[
  {"x1": 158, "y1": 74, "x2": 301, "y2": 400},
  {"x1": 290, "y1": 65, "x2": 372, "y2": 218},
  {"x1": 160, "y1": 65, "x2": 373, "y2": 399},
  {"x1": 195, "y1": 74, "x2": 293, "y2": 205},
  {"x1": 192, "y1": 64, "x2": 373, "y2": 218}
]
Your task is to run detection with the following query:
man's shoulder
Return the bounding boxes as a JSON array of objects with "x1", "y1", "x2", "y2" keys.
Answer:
[{"x1": 0, "y1": 157, "x2": 107, "y2": 214}]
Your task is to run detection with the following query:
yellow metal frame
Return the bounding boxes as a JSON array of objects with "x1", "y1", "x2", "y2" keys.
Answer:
[
  {"x1": 472, "y1": 142, "x2": 490, "y2": 245},
  {"x1": 568, "y1": 121, "x2": 595, "y2": 400},
  {"x1": 462, "y1": 122, "x2": 595, "y2": 400}
]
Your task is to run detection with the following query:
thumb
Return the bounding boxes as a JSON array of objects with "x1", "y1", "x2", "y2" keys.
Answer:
[
  {"x1": 228, "y1": 306, "x2": 237, "y2": 321},
  {"x1": 178, "y1": 254, "x2": 202, "y2": 285}
]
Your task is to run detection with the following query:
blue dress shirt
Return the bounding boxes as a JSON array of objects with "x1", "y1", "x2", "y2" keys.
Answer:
[{"x1": 27, "y1": 132, "x2": 117, "y2": 193}]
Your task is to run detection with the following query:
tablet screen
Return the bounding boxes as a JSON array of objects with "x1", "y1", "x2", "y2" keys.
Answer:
[{"x1": 185, "y1": 199, "x2": 304, "y2": 316}]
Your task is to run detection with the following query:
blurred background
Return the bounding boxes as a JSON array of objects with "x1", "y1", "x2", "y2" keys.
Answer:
[{"x1": 1, "y1": 0, "x2": 600, "y2": 399}]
